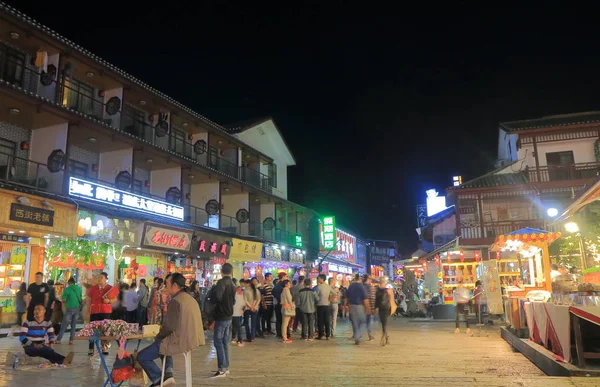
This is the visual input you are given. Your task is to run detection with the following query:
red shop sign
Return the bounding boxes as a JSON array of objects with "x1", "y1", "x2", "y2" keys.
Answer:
[{"x1": 141, "y1": 223, "x2": 192, "y2": 252}]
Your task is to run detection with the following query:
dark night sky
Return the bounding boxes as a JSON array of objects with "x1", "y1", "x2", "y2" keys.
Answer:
[{"x1": 7, "y1": 2, "x2": 600, "y2": 255}]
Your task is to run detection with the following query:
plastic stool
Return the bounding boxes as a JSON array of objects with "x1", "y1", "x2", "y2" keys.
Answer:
[{"x1": 160, "y1": 350, "x2": 192, "y2": 387}]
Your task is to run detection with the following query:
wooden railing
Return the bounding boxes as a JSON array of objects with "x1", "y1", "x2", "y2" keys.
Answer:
[
  {"x1": 527, "y1": 162, "x2": 600, "y2": 183},
  {"x1": 461, "y1": 219, "x2": 545, "y2": 240}
]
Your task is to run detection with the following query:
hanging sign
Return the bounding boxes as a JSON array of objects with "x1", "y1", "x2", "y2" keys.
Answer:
[
  {"x1": 68, "y1": 177, "x2": 184, "y2": 221},
  {"x1": 190, "y1": 231, "x2": 231, "y2": 260},
  {"x1": 229, "y1": 238, "x2": 262, "y2": 262},
  {"x1": 141, "y1": 223, "x2": 192, "y2": 252},
  {"x1": 321, "y1": 216, "x2": 336, "y2": 249},
  {"x1": 10, "y1": 203, "x2": 54, "y2": 227},
  {"x1": 288, "y1": 250, "x2": 304, "y2": 264}
]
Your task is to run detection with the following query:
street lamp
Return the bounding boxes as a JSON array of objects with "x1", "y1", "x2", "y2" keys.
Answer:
[{"x1": 564, "y1": 222, "x2": 587, "y2": 270}]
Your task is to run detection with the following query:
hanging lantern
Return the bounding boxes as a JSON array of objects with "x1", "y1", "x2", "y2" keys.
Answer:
[
  {"x1": 435, "y1": 254, "x2": 440, "y2": 268},
  {"x1": 447, "y1": 251, "x2": 451, "y2": 263},
  {"x1": 475, "y1": 250, "x2": 480, "y2": 262},
  {"x1": 496, "y1": 251, "x2": 500, "y2": 261},
  {"x1": 459, "y1": 250, "x2": 465, "y2": 262}
]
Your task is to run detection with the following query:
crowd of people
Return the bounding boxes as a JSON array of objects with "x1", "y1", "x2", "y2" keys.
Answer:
[{"x1": 9, "y1": 267, "x2": 399, "y2": 385}]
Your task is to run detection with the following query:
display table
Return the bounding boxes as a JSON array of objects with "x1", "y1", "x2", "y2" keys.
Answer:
[
  {"x1": 75, "y1": 333, "x2": 154, "y2": 387},
  {"x1": 523, "y1": 301, "x2": 600, "y2": 367}
]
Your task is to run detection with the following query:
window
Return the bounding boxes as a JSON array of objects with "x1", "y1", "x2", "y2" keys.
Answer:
[
  {"x1": 170, "y1": 128, "x2": 186, "y2": 156},
  {"x1": 68, "y1": 160, "x2": 88, "y2": 179},
  {"x1": 546, "y1": 151, "x2": 574, "y2": 181},
  {"x1": 0, "y1": 44, "x2": 25, "y2": 86},
  {"x1": 121, "y1": 104, "x2": 146, "y2": 138},
  {"x1": 62, "y1": 78, "x2": 100, "y2": 117},
  {"x1": 268, "y1": 163, "x2": 277, "y2": 188}
]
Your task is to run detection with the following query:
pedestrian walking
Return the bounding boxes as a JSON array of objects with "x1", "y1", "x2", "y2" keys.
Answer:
[
  {"x1": 347, "y1": 274, "x2": 369, "y2": 345},
  {"x1": 56, "y1": 277, "x2": 82, "y2": 345},
  {"x1": 137, "y1": 278, "x2": 150, "y2": 326},
  {"x1": 261, "y1": 273, "x2": 274, "y2": 334},
  {"x1": 244, "y1": 277, "x2": 261, "y2": 342},
  {"x1": 280, "y1": 280, "x2": 295, "y2": 343},
  {"x1": 232, "y1": 279, "x2": 245, "y2": 346},
  {"x1": 26, "y1": 272, "x2": 49, "y2": 321},
  {"x1": 296, "y1": 278, "x2": 318, "y2": 340},
  {"x1": 454, "y1": 281, "x2": 471, "y2": 334},
  {"x1": 362, "y1": 274, "x2": 376, "y2": 341},
  {"x1": 328, "y1": 278, "x2": 340, "y2": 337},
  {"x1": 210, "y1": 263, "x2": 236, "y2": 378},
  {"x1": 316, "y1": 274, "x2": 334, "y2": 340},
  {"x1": 375, "y1": 278, "x2": 396, "y2": 346}
]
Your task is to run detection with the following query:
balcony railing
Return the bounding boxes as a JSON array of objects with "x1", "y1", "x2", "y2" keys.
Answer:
[
  {"x1": 0, "y1": 56, "x2": 274, "y2": 194},
  {"x1": 527, "y1": 162, "x2": 600, "y2": 183},
  {"x1": 0, "y1": 149, "x2": 300, "y2": 245},
  {"x1": 460, "y1": 219, "x2": 545, "y2": 240}
]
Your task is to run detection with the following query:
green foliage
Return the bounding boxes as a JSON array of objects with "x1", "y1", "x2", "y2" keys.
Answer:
[{"x1": 45, "y1": 238, "x2": 115, "y2": 266}]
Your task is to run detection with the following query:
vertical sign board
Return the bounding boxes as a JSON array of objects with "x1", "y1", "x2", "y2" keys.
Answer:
[{"x1": 321, "y1": 216, "x2": 336, "y2": 250}]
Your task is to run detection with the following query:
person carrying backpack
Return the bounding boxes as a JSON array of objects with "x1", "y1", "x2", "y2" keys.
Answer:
[{"x1": 375, "y1": 278, "x2": 396, "y2": 346}]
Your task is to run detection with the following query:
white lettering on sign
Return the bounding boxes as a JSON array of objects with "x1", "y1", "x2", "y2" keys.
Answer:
[{"x1": 68, "y1": 177, "x2": 184, "y2": 221}]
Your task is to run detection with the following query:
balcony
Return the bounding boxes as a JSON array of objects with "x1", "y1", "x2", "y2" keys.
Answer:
[
  {"x1": 527, "y1": 162, "x2": 600, "y2": 183},
  {"x1": 460, "y1": 219, "x2": 545, "y2": 241},
  {"x1": 0, "y1": 55, "x2": 275, "y2": 194},
  {"x1": 0, "y1": 149, "x2": 301, "y2": 245}
]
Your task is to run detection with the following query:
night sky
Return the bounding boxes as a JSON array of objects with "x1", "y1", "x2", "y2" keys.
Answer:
[{"x1": 8, "y1": 2, "x2": 600, "y2": 255}]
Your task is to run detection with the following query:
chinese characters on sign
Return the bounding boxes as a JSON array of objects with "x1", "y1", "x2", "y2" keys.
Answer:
[
  {"x1": 264, "y1": 246, "x2": 283, "y2": 261},
  {"x1": 294, "y1": 235, "x2": 303, "y2": 248},
  {"x1": 141, "y1": 224, "x2": 192, "y2": 252},
  {"x1": 288, "y1": 250, "x2": 304, "y2": 264},
  {"x1": 10, "y1": 203, "x2": 54, "y2": 227},
  {"x1": 197, "y1": 240, "x2": 229, "y2": 256},
  {"x1": 10, "y1": 245, "x2": 27, "y2": 264},
  {"x1": 229, "y1": 238, "x2": 263, "y2": 262},
  {"x1": 0, "y1": 234, "x2": 30, "y2": 243},
  {"x1": 321, "y1": 216, "x2": 336, "y2": 249},
  {"x1": 68, "y1": 177, "x2": 184, "y2": 221}
]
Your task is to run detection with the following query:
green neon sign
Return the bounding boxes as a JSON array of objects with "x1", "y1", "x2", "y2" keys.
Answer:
[
  {"x1": 322, "y1": 216, "x2": 336, "y2": 249},
  {"x1": 294, "y1": 234, "x2": 303, "y2": 248}
]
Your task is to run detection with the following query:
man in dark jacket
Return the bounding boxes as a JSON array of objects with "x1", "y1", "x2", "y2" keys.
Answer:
[{"x1": 211, "y1": 263, "x2": 236, "y2": 378}]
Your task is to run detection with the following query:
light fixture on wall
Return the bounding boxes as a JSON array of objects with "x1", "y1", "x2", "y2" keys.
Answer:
[
  {"x1": 224, "y1": 187, "x2": 230, "y2": 193},
  {"x1": 41, "y1": 200, "x2": 54, "y2": 209},
  {"x1": 9, "y1": 32, "x2": 19, "y2": 40},
  {"x1": 188, "y1": 173, "x2": 195, "y2": 179},
  {"x1": 182, "y1": 122, "x2": 189, "y2": 127},
  {"x1": 9, "y1": 107, "x2": 20, "y2": 115},
  {"x1": 146, "y1": 158, "x2": 153, "y2": 163},
  {"x1": 87, "y1": 137, "x2": 98, "y2": 143},
  {"x1": 85, "y1": 71, "x2": 95, "y2": 78},
  {"x1": 217, "y1": 140, "x2": 223, "y2": 145},
  {"x1": 16, "y1": 196, "x2": 31, "y2": 205},
  {"x1": 139, "y1": 100, "x2": 147, "y2": 106}
]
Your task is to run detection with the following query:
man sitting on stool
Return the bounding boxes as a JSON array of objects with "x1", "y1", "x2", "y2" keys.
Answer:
[
  {"x1": 7, "y1": 304, "x2": 74, "y2": 366},
  {"x1": 138, "y1": 273, "x2": 204, "y2": 387}
]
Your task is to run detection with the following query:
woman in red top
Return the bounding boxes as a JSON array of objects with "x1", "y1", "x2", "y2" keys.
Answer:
[{"x1": 86, "y1": 272, "x2": 117, "y2": 356}]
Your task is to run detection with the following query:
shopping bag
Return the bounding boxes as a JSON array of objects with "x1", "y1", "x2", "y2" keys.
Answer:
[{"x1": 127, "y1": 368, "x2": 148, "y2": 387}]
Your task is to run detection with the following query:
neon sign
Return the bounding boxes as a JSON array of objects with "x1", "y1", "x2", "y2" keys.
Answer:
[
  {"x1": 68, "y1": 177, "x2": 184, "y2": 221},
  {"x1": 322, "y1": 216, "x2": 336, "y2": 249}
]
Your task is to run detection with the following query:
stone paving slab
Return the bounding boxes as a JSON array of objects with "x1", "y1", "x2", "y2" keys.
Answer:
[{"x1": 0, "y1": 317, "x2": 597, "y2": 386}]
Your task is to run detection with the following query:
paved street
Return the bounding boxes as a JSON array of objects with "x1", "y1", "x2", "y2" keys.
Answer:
[{"x1": 0, "y1": 318, "x2": 597, "y2": 387}]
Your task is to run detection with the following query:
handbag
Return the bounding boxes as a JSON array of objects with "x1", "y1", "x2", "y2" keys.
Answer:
[{"x1": 283, "y1": 302, "x2": 296, "y2": 317}]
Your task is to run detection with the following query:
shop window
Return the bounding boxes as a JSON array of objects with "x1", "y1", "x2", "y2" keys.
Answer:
[{"x1": 0, "y1": 44, "x2": 25, "y2": 86}]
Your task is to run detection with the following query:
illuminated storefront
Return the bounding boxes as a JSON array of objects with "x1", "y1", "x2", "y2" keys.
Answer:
[{"x1": 243, "y1": 243, "x2": 304, "y2": 281}]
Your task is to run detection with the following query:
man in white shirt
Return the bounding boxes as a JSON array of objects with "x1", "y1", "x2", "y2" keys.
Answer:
[{"x1": 315, "y1": 274, "x2": 334, "y2": 340}]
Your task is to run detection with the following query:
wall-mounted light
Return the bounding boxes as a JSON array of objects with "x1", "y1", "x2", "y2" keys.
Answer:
[
  {"x1": 217, "y1": 140, "x2": 223, "y2": 145},
  {"x1": 146, "y1": 158, "x2": 153, "y2": 163},
  {"x1": 9, "y1": 107, "x2": 20, "y2": 115},
  {"x1": 19, "y1": 141, "x2": 29, "y2": 150},
  {"x1": 41, "y1": 200, "x2": 54, "y2": 209},
  {"x1": 188, "y1": 173, "x2": 195, "y2": 179},
  {"x1": 9, "y1": 32, "x2": 19, "y2": 40},
  {"x1": 565, "y1": 222, "x2": 580, "y2": 233},
  {"x1": 139, "y1": 100, "x2": 147, "y2": 106},
  {"x1": 547, "y1": 208, "x2": 558, "y2": 217},
  {"x1": 182, "y1": 122, "x2": 189, "y2": 127},
  {"x1": 92, "y1": 163, "x2": 99, "y2": 172},
  {"x1": 144, "y1": 180, "x2": 151, "y2": 187},
  {"x1": 16, "y1": 196, "x2": 31, "y2": 205},
  {"x1": 85, "y1": 71, "x2": 95, "y2": 78},
  {"x1": 88, "y1": 137, "x2": 98, "y2": 143}
]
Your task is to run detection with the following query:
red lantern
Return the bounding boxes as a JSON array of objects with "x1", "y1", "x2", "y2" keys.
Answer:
[
  {"x1": 459, "y1": 250, "x2": 465, "y2": 262},
  {"x1": 447, "y1": 251, "x2": 451, "y2": 263},
  {"x1": 435, "y1": 254, "x2": 440, "y2": 268},
  {"x1": 474, "y1": 250, "x2": 480, "y2": 262},
  {"x1": 496, "y1": 251, "x2": 500, "y2": 261}
]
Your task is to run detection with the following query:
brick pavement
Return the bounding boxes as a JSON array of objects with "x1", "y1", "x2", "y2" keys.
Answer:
[{"x1": 0, "y1": 317, "x2": 597, "y2": 386}]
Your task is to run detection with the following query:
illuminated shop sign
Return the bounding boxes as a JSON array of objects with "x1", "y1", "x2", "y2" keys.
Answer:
[
  {"x1": 141, "y1": 223, "x2": 192, "y2": 252},
  {"x1": 426, "y1": 189, "x2": 447, "y2": 217},
  {"x1": 190, "y1": 232, "x2": 231, "y2": 259},
  {"x1": 327, "y1": 263, "x2": 352, "y2": 274},
  {"x1": 68, "y1": 177, "x2": 184, "y2": 221},
  {"x1": 294, "y1": 235, "x2": 303, "y2": 248},
  {"x1": 321, "y1": 216, "x2": 336, "y2": 249}
]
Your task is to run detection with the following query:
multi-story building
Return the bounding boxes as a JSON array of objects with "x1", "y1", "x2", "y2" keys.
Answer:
[{"x1": 0, "y1": 2, "x2": 312, "y2": 247}]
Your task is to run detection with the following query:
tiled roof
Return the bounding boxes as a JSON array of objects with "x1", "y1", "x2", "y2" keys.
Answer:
[
  {"x1": 501, "y1": 111, "x2": 600, "y2": 132},
  {"x1": 450, "y1": 171, "x2": 529, "y2": 190},
  {"x1": 0, "y1": 2, "x2": 233, "y2": 139}
]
